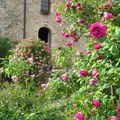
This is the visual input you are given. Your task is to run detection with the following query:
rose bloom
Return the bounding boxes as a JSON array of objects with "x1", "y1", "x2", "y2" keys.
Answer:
[
  {"x1": 92, "y1": 99, "x2": 101, "y2": 107},
  {"x1": 71, "y1": 37, "x2": 77, "y2": 43},
  {"x1": 117, "y1": 104, "x2": 120, "y2": 116},
  {"x1": 102, "y1": 12, "x2": 113, "y2": 21},
  {"x1": 92, "y1": 69, "x2": 99, "y2": 77},
  {"x1": 61, "y1": 74, "x2": 68, "y2": 81},
  {"x1": 71, "y1": 32, "x2": 77, "y2": 37},
  {"x1": 11, "y1": 75, "x2": 19, "y2": 82},
  {"x1": 79, "y1": 69, "x2": 88, "y2": 77},
  {"x1": 90, "y1": 109, "x2": 95, "y2": 115},
  {"x1": 76, "y1": 50, "x2": 81, "y2": 55},
  {"x1": 107, "y1": 116, "x2": 119, "y2": 120},
  {"x1": 64, "y1": 33, "x2": 69, "y2": 38},
  {"x1": 89, "y1": 78, "x2": 97, "y2": 85},
  {"x1": 90, "y1": 22, "x2": 107, "y2": 39},
  {"x1": 66, "y1": 42, "x2": 72, "y2": 47},
  {"x1": 66, "y1": 2, "x2": 71, "y2": 8},
  {"x1": 28, "y1": 57, "x2": 33, "y2": 64},
  {"x1": 55, "y1": 12, "x2": 61, "y2": 23},
  {"x1": 79, "y1": 18, "x2": 84, "y2": 24},
  {"x1": 74, "y1": 112, "x2": 84, "y2": 120},
  {"x1": 77, "y1": 2, "x2": 82, "y2": 10},
  {"x1": 94, "y1": 42, "x2": 102, "y2": 50}
]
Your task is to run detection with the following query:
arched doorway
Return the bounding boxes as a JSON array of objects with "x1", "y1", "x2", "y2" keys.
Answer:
[{"x1": 38, "y1": 27, "x2": 51, "y2": 48}]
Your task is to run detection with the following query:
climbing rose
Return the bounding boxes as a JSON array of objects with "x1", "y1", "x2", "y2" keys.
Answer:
[
  {"x1": 55, "y1": 12, "x2": 61, "y2": 23},
  {"x1": 66, "y1": 2, "x2": 71, "y2": 8},
  {"x1": 117, "y1": 104, "x2": 120, "y2": 116},
  {"x1": 76, "y1": 50, "x2": 81, "y2": 55},
  {"x1": 92, "y1": 99, "x2": 101, "y2": 107},
  {"x1": 77, "y1": 2, "x2": 82, "y2": 10},
  {"x1": 102, "y1": 12, "x2": 113, "y2": 21},
  {"x1": 61, "y1": 74, "x2": 68, "y2": 81},
  {"x1": 64, "y1": 33, "x2": 69, "y2": 38},
  {"x1": 92, "y1": 69, "x2": 99, "y2": 77},
  {"x1": 66, "y1": 42, "x2": 72, "y2": 47},
  {"x1": 107, "y1": 116, "x2": 119, "y2": 120},
  {"x1": 71, "y1": 32, "x2": 77, "y2": 37},
  {"x1": 90, "y1": 22, "x2": 107, "y2": 39},
  {"x1": 71, "y1": 37, "x2": 77, "y2": 43},
  {"x1": 28, "y1": 57, "x2": 33, "y2": 64},
  {"x1": 89, "y1": 78, "x2": 97, "y2": 85},
  {"x1": 79, "y1": 18, "x2": 84, "y2": 24},
  {"x1": 71, "y1": 4, "x2": 76, "y2": 9},
  {"x1": 79, "y1": 69, "x2": 88, "y2": 76},
  {"x1": 90, "y1": 109, "x2": 95, "y2": 115},
  {"x1": 94, "y1": 42, "x2": 102, "y2": 50},
  {"x1": 74, "y1": 112, "x2": 84, "y2": 120}
]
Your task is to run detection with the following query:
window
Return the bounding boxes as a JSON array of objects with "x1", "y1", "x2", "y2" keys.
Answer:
[{"x1": 41, "y1": 0, "x2": 50, "y2": 14}]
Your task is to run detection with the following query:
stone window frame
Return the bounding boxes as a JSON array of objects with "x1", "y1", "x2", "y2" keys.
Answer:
[{"x1": 40, "y1": 0, "x2": 50, "y2": 14}]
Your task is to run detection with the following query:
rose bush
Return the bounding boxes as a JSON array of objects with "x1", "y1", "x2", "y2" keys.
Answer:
[
  {"x1": 5, "y1": 38, "x2": 51, "y2": 89},
  {"x1": 53, "y1": 0, "x2": 120, "y2": 119}
]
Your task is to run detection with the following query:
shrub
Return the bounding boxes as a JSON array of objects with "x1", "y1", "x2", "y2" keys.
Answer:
[
  {"x1": 53, "y1": 0, "x2": 120, "y2": 119},
  {"x1": 5, "y1": 38, "x2": 51, "y2": 89},
  {"x1": 0, "y1": 37, "x2": 12, "y2": 67}
]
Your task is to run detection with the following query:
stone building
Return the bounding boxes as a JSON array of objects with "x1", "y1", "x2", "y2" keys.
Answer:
[{"x1": 0, "y1": 0, "x2": 85, "y2": 49}]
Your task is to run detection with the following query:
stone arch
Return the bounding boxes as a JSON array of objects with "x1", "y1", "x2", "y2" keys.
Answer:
[{"x1": 38, "y1": 27, "x2": 51, "y2": 48}]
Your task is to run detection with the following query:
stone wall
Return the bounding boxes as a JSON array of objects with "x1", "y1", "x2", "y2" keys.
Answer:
[{"x1": 0, "y1": 0, "x2": 24, "y2": 41}]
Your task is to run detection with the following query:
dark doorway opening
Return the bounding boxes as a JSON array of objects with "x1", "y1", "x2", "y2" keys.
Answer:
[{"x1": 38, "y1": 27, "x2": 50, "y2": 43}]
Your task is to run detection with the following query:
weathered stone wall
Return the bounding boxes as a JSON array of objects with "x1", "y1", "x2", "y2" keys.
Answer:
[
  {"x1": 0, "y1": 0, "x2": 24, "y2": 41},
  {"x1": 0, "y1": 0, "x2": 86, "y2": 49}
]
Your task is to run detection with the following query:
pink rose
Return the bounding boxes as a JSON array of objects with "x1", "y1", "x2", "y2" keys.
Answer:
[
  {"x1": 77, "y1": 2, "x2": 82, "y2": 10},
  {"x1": 55, "y1": 12, "x2": 61, "y2": 23},
  {"x1": 94, "y1": 42, "x2": 102, "y2": 50},
  {"x1": 107, "y1": 116, "x2": 119, "y2": 120},
  {"x1": 28, "y1": 57, "x2": 33, "y2": 64},
  {"x1": 66, "y1": 2, "x2": 71, "y2": 8},
  {"x1": 66, "y1": 42, "x2": 72, "y2": 47},
  {"x1": 64, "y1": 33, "x2": 69, "y2": 38},
  {"x1": 89, "y1": 78, "x2": 97, "y2": 85},
  {"x1": 90, "y1": 109, "x2": 95, "y2": 115},
  {"x1": 72, "y1": 103, "x2": 77, "y2": 109},
  {"x1": 117, "y1": 104, "x2": 120, "y2": 116},
  {"x1": 71, "y1": 32, "x2": 77, "y2": 37},
  {"x1": 79, "y1": 18, "x2": 84, "y2": 24},
  {"x1": 74, "y1": 112, "x2": 84, "y2": 120},
  {"x1": 61, "y1": 74, "x2": 68, "y2": 81},
  {"x1": 92, "y1": 69, "x2": 99, "y2": 77},
  {"x1": 55, "y1": 17, "x2": 61, "y2": 23},
  {"x1": 71, "y1": 37, "x2": 77, "y2": 43},
  {"x1": 87, "y1": 50, "x2": 92, "y2": 54},
  {"x1": 79, "y1": 69, "x2": 88, "y2": 77},
  {"x1": 102, "y1": 12, "x2": 113, "y2": 21},
  {"x1": 11, "y1": 75, "x2": 19, "y2": 82},
  {"x1": 92, "y1": 99, "x2": 101, "y2": 107},
  {"x1": 71, "y1": 4, "x2": 76, "y2": 9},
  {"x1": 90, "y1": 22, "x2": 107, "y2": 39},
  {"x1": 76, "y1": 50, "x2": 81, "y2": 55}
]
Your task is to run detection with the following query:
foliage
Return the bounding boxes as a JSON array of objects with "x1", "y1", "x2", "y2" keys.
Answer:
[
  {"x1": 0, "y1": 37, "x2": 12, "y2": 67},
  {"x1": 0, "y1": 82, "x2": 66, "y2": 120},
  {"x1": 4, "y1": 38, "x2": 51, "y2": 89},
  {"x1": 53, "y1": 0, "x2": 120, "y2": 119}
]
